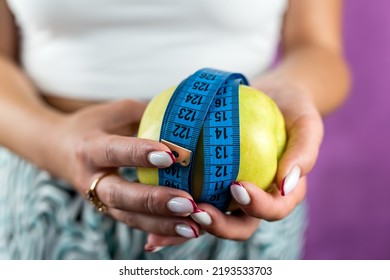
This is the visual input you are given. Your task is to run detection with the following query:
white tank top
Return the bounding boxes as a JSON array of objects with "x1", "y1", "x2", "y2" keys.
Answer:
[{"x1": 7, "y1": 0, "x2": 288, "y2": 101}]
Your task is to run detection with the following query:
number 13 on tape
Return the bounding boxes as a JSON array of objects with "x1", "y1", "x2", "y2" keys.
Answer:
[{"x1": 159, "y1": 68, "x2": 248, "y2": 212}]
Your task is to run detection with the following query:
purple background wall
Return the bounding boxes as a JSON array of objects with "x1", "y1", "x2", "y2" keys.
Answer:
[{"x1": 303, "y1": 0, "x2": 390, "y2": 259}]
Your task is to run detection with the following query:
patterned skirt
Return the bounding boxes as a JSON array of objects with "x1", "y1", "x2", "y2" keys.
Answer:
[{"x1": 0, "y1": 147, "x2": 306, "y2": 260}]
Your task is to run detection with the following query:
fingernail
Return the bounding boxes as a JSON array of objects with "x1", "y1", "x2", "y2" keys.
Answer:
[
  {"x1": 190, "y1": 209, "x2": 212, "y2": 226},
  {"x1": 230, "y1": 182, "x2": 251, "y2": 205},
  {"x1": 281, "y1": 165, "x2": 301, "y2": 196},
  {"x1": 148, "y1": 151, "x2": 176, "y2": 168},
  {"x1": 175, "y1": 224, "x2": 199, "y2": 238},
  {"x1": 145, "y1": 246, "x2": 165, "y2": 253},
  {"x1": 167, "y1": 197, "x2": 197, "y2": 214}
]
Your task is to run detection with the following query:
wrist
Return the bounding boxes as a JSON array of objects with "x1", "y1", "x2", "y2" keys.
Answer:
[
  {"x1": 32, "y1": 108, "x2": 68, "y2": 175},
  {"x1": 253, "y1": 75, "x2": 315, "y2": 109}
]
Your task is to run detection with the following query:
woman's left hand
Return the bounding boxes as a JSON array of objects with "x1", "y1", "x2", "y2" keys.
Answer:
[{"x1": 144, "y1": 80, "x2": 323, "y2": 251}]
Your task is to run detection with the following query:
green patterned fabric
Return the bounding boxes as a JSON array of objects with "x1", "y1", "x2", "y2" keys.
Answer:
[{"x1": 0, "y1": 147, "x2": 306, "y2": 260}]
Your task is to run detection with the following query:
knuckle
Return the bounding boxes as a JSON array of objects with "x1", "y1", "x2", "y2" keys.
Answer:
[
  {"x1": 104, "y1": 136, "x2": 116, "y2": 164},
  {"x1": 74, "y1": 131, "x2": 100, "y2": 165},
  {"x1": 119, "y1": 100, "x2": 136, "y2": 110},
  {"x1": 156, "y1": 220, "x2": 174, "y2": 235},
  {"x1": 110, "y1": 210, "x2": 137, "y2": 228},
  {"x1": 208, "y1": 228, "x2": 225, "y2": 239},
  {"x1": 143, "y1": 188, "x2": 164, "y2": 214},
  {"x1": 123, "y1": 213, "x2": 137, "y2": 227},
  {"x1": 144, "y1": 190, "x2": 158, "y2": 214},
  {"x1": 126, "y1": 144, "x2": 147, "y2": 166},
  {"x1": 298, "y1": 113, "x2": 315, "y2": 126},
  {"x1": 125, "y1": 144, "x2": 137, "y2": 162},
  {"x1": 265, "y1": 206, "x2": 290, "y2": 221},
  {"x1": 106, "y1": 180, "x2": 120, "y2": 208},
  {"x1": 295, "y1": 112, "x2": 321, "y2": 132},
  {"x1": 74, "y1": 173, "x2": 86, "y2": 191},
  {"x1": 75, "y1": 138, "x2": 88, "y2": 163},
  {"x1": 206, "y1": 221, "x2": 233, "y2": 240}
]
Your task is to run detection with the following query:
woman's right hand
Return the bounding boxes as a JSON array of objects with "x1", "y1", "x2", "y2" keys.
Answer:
[{"x1": 47, "y1": 99, "x2": 201, "y2": 239}]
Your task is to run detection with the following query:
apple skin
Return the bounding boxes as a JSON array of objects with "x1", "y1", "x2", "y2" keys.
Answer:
[{"x1": 137, "y1": 85, "x2": 286, "y2": 201}]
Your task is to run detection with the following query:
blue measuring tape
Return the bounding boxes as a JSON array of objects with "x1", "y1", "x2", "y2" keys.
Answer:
[{"x1": 159, "y1": 68, "x2": 248, "y2": 211}]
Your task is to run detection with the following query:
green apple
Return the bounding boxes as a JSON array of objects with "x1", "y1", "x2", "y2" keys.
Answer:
[{"x1": 137, "y1": 85, "x2": 286, "y2": 201}]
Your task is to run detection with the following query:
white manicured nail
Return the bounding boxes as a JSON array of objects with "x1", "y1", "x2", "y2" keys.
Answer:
[
  {"x1": 148, "y1": 151, "x2": 176, "y2": 167},
  {"x1": 175, "y1": 224, "x2": 199, "y2": 238},
  {"x1": 281, "y1": 165, "x2": 301, "y2": 196},
  {"x1": 190, "y1": 209, "x2": 212, "y2": 226},
  {"x1": 167, "y1": 197, "x2": 196, "y2": 214},
  {"x1": 230, "y1": 182, "x2": 251, "y2": 205}
]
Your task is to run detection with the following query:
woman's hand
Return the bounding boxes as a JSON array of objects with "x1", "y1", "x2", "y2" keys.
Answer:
[
  {"x1": 46, "y1": 99, "x2": 203, "y2": 239},
  {"x1": 207, "y1": 81, "x2": 322, "y2": 230}
]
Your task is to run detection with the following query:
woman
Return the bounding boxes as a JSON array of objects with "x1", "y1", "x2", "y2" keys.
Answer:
[{"x1": 0, "y1": 0, "x2": 350, "y2": 259}]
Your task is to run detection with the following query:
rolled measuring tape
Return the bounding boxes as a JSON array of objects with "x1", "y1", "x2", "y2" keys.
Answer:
[{"x1": 159, "y1": 68, "x2": 249, "y2": 211}]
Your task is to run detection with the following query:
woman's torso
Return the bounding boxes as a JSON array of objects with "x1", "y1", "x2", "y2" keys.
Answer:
[{"x1": 8, "y1": 0, "x2": 288, "y2": 112}]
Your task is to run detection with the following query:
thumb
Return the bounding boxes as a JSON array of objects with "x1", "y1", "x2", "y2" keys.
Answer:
[{"x1": 276, "y1": 113, "x2": 323, "y2": 196}]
